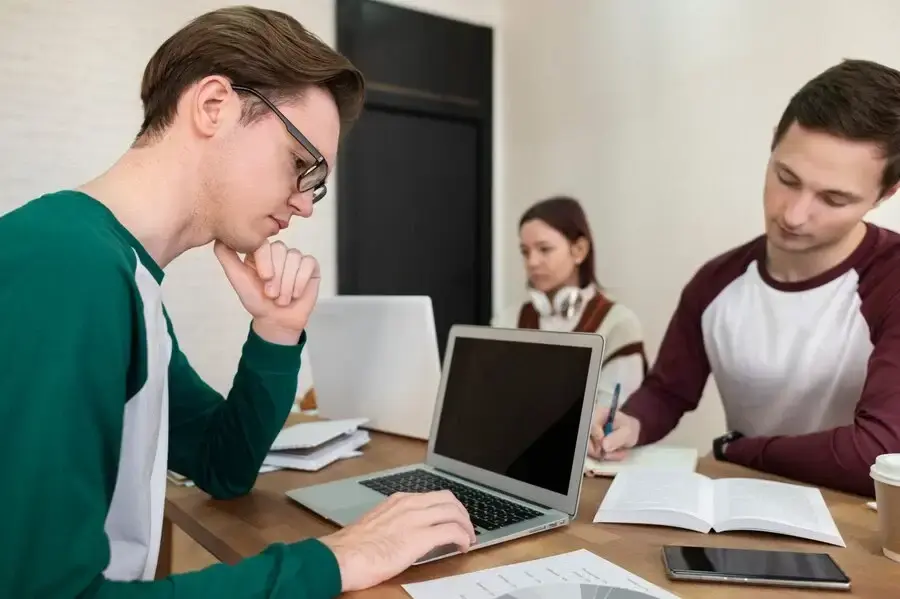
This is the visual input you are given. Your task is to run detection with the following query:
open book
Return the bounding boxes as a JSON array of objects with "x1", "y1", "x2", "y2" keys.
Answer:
[{"x1": 593, "y1": 469, "x2": 845, "y2": 547}]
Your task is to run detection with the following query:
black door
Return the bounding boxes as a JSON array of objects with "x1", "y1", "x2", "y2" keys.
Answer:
[{"x1": 336, "y1": 0, "x2": 493, "y2": 359}]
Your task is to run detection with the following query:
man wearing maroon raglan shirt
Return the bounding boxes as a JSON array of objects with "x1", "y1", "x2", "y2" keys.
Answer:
[{"x1": 589, "y1": 58, "x2": 900, "y2": 498}]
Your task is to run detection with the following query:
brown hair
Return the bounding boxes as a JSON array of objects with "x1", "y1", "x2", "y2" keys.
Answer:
[
  {"x1": 136, "y1": 6, "x2": 365, "y2": 143},
  {"x1": 772, "y1": 58, "x2": 900, "y2": 195},
  {"x1": 519, "y1": 196, "x2": 598, "y2": 289}
]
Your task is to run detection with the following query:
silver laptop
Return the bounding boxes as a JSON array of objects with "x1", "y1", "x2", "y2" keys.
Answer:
[
  {"x1": 286, "y1": 324, "x2": 606, "y2": 564},
  {"x1": 304, "y1": 295, "x2": 441, "y2": 440}
]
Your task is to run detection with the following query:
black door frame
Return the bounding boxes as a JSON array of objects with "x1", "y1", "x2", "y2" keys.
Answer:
[{"x1": 335, "y1": 0, "x2": 494, "y2": 325}]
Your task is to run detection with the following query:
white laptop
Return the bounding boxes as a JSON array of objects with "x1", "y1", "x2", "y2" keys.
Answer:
[
  {"x1": 304, "y1": 295, "x2": 441, "y2": 440},
  {"x1": 286, "y1": 324, "x2": 606, "y2": 564}
]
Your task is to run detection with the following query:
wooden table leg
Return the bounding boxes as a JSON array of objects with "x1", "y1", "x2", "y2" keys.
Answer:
[{"x1": 155, "y1": 516, "x2": 174, "y2": 580}]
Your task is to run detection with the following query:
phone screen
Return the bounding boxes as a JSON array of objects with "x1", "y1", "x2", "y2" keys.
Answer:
[{"x1": 663, "y1": 546, "x2": 850, "y2": 583}]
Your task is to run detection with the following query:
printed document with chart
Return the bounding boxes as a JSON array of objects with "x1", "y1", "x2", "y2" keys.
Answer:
[{"x1": 402, "y1": 548, "x2": 680, "y2": 599}]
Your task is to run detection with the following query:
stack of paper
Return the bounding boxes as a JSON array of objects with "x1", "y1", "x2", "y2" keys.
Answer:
[{"x1": 262, "y1": 418, "x2": 371, "y2": 471}]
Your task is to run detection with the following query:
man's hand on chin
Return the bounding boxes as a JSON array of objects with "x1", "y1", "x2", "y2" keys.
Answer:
[{"x1": 213, "y1": 239, "x2": 320, "y2": 345}]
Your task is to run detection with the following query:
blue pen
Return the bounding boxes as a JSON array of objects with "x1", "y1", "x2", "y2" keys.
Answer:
[{"x1": 604, "y1": 382, "x2": 622, "y2": 437}]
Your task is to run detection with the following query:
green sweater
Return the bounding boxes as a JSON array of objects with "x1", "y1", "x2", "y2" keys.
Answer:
[{"x1": 0, "y1": 191, "x2": 341, "y2": 598}]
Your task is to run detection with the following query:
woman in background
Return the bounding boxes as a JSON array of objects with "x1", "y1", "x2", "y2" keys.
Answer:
[{"x1": 493, "y1": 195, "x2": 647, "y2": 402}]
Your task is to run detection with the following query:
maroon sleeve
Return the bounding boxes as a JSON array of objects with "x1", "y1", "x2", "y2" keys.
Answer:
[
  {"x1": 622, "y1": 241, "x2": 759, "y2": 445},
  {"x1": 726, "y1": 237, "x2": 900, "y2": 497}
]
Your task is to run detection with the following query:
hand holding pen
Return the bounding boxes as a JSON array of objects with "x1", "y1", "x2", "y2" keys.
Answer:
[
  {"x1": 603, "y1": 383, "x2": 622, "y2": 438},
  {"x1": 587, "y1": 382, "x2": 641, "y2": 460}
]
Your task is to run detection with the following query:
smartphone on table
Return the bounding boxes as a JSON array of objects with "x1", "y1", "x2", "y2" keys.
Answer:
[{"x1": 661, "y1": 545, "x2": 851, "y2": 591}]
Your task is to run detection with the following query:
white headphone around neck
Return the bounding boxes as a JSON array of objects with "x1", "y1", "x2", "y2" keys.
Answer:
[{"x1": 529, "y1": 286, "x2": 583, "y2": 319}]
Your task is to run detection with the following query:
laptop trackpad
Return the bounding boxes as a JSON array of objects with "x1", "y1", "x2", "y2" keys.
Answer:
[
  {"x1": 290, "y1": 482, "x2": 384, "y2": 525},
  {"x1": 330, "y1": 486, "x2": 388, "y2": 523},
  {"x1": 333, "y1": 504, "x2": 378, "y2": 524}
]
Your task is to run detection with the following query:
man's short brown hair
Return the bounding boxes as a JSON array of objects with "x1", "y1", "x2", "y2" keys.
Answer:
[
  {"x1": 772, "y1": 58, "x2": 900, "y2": 195},
  {"x1": 136, "y1": 5, "x2": 365, "y2": 142}
]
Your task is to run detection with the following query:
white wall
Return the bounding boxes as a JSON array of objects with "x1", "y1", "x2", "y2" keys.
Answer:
[
  {"x1": 0, "y1": 0, "x2": 502, "y2": 399},
  {"x1": 501, "y1": 0, "x2": 900, "y2": 450},
  {"x1": 7, "y1": 0, "x2": 900, "y2": 451}
]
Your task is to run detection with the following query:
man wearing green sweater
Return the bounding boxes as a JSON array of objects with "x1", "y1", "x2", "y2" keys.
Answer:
[{"x1": 0, "y1": 6, "x2": 475, "y2": 598}]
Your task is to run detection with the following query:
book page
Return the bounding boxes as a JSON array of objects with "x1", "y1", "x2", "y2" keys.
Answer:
[
  {"x1": 713, "y1": 478, "x2": 845, "y2": 546},
  {"x1": 593, "y1": 469, "x2": 715, "y2": 533}
]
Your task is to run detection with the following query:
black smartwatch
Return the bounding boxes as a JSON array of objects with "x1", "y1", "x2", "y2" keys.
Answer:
[{"x1": 713, "y1": 430, "x2": 744, "y2": 461}]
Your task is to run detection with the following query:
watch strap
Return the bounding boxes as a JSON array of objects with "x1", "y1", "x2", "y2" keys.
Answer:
[{"x1": 713, "y1": 430, "x2": 744, "y2": 461}]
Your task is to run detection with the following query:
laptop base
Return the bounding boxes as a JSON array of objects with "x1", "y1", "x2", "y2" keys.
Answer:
[{"x1": 285, "y1": 463, "x2": 570, "y2": 564}]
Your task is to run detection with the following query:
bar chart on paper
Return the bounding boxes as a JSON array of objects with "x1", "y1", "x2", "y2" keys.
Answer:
[{"x1": 402, "y1": 549, "x2": 680, "y2": 599}]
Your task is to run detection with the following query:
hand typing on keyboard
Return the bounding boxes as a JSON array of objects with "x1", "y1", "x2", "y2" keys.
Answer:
[{"x1": 319, "y1": 490, "x2": 476, "y2": 592}]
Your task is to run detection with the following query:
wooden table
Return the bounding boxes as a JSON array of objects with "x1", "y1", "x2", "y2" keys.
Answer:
[{"x1": 165, "y1": 424, "x2": 898, "y2": 597}]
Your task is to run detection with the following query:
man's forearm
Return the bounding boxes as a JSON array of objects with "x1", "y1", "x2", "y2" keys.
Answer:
[
  {"x1": 616, "y1": 274, "x2": 712, "y2": 444},
  {"x1": 620, "y1": 380, "x2": 691, "y2": 445},
  {"x1": 168, "y1": 328, "x2": 304, "y2": 499},
  {"x1": 87, "y1": 540, "x2": 340, "y2": 599},
  {"x1": 723, "y1": 422, "x2": 896, "y2": 497}
]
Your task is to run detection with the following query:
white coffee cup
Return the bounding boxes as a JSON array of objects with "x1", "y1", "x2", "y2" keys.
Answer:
[{"x1": 870, "y1": 454, "x2": 900, "y2": 562}]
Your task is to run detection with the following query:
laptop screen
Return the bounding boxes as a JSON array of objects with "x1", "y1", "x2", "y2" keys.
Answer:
[{"x1": 431, "y1": 335, "x2": 593, "y2": 496}]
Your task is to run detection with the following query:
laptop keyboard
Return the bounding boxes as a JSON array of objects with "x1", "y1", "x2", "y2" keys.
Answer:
[{"x1": 359, "y1": 469, "x2": 542, "y2": 531}]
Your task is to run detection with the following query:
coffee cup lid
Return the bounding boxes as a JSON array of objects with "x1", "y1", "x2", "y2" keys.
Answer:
[{"x1": 871, "y1": 453, "x2": 900, "y2": 486}]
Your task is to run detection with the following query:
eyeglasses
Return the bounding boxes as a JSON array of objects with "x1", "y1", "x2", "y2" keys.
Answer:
[{"x1": 232, "y1": 84, "x2": 329, "y2": 203}]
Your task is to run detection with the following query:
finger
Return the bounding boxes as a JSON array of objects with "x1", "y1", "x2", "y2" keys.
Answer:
[
  {"x1": 449, "y1": 498, "x2": 475, "y2": 541},
  {"x1": 293, "y1": 255, "x2": 321, "y2": 315},
  {"x1": 253, "y1": 242, "x2": 275, "y2": 282},
  {"x1": 590, "y1": 407, "x2": 610, "y2": 438},
  {"x1": 401, "y1": 489, "x2": 460, "y2": 511},
  {"x1": 265, "y1": 242, "x2": 287, "y2": 298},
  {"x1": 426, "y1": 489, "x2": 472, "y2": 530},
  {"x1": 419, "y1": 522, "x2": 474, "y2": 555},
  {"x1": 436, "y1": 501, "x2": 477, "y2": 544},
  {"x1": 587, "y1": 437, "x2": 602, "y2": 459},
  {"x1": 292, "y1": 254, "x2": 318, "y2": 299},
  {"x1": 601, "y1": 426, "x2": 633, "y2": 454},
  {"x1": 213, "y1": 241, "x2": 258, "y2": 292},
  {"x1": 406, "y1": 501, "x2": 476, "y2": 544},
  {"x1": 390, "y1": 491, "x2": 466, "y2": 524},
  {"x1": 602, "y1": 449, "x2": 630, "y2": 461},
  {"x1": 361, "y1": 492, "x2": 410, "y2": 522},
  {"x1": 278, "y1": 249, "x2": 303, "y2": 306}
]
